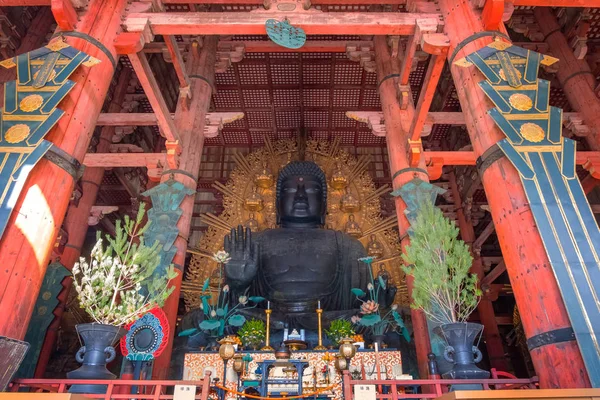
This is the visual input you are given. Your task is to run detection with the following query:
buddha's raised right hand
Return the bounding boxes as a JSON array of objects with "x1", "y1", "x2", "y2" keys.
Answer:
[{"x1": 224, "y1": 225, "x2": 259, "y2": 290}]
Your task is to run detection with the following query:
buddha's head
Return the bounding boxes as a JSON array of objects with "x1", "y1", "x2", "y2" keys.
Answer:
[{"x1": 276, "y1": 161, "x2": 327, "y2": 227}]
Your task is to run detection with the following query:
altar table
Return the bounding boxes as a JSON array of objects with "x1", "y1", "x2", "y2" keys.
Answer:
[{"x1": 184, "y1": 349, "x2": 403, "y2": 400}]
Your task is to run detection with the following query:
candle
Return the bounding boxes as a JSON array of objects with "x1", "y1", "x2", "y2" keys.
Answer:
[
  {"x1": 267, "y1": 301, "x2": 270, "y2": 310},
  {"x1": 318, "y1": 300, "x2": 321, "y2": 309},
  {"x1": 374, "y1": 342, "x2": 379, "y2": 352}
]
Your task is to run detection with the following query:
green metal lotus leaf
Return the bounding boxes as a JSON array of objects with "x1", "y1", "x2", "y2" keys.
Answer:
[{"x1": 359, "y1": 314, "x2": 381, "y2": 326}]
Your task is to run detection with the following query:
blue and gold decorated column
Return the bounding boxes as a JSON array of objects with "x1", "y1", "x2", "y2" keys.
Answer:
[
  {"x1": 456, "y1": 39, "x2": 600, "y2": 387},
  {"x1": 0, "y1": 38, "x2": 99, "y2": 237}
]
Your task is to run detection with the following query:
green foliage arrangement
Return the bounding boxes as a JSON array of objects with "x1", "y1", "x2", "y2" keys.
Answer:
[
  {"x1": 72, "y1": 203, "x2": 177, "y2": 327},
  {"x1": 238, "y1": 319, "x2": 266, "y2": 349},
  {"x1": 402, "y1": 201, "x2": 481, "y2": 325},
  {"x1": 325, "y1": 319, "x2": 355, "y2": 347}
]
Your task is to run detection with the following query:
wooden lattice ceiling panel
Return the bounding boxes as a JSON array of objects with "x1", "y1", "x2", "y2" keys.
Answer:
[{"x1": 206, "y1": 49, "x2": 428, "y2": 150}]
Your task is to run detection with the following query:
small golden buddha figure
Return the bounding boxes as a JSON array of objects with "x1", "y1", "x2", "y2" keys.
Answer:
[
  {"x1": 244, "y1": 186, "x2": 264, "y2": 212},
  {"x1": 345, "y1": 214, "x2": 362, "y2": 238},
  {"x1": 376, "y1": 263, "x2": 392, "y2": 286},
  {"x1": 367, "y1": 234, "x2": 384, "y2": 258},
  {"x1": 254, "y1": 160, "x2": 274, "y2": 189},
  {"x1": 245, "y1": 212, "x2": 260, "y2": 232},
  {"x1": 340, "y1": 189, "x2": 361, "y2": 213},
  {"x1": 330, "y1": 161, "x2": 348, "y2": 190}
]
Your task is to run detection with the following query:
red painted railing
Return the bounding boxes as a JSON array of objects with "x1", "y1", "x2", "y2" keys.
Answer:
[
  {"x1": 10, "y1": 372, "x2": 538, "y2": 400},
  {"x1": 341, "y1": 370, "x2": 539, "y2": 400},
  {"x1": 9, "y1": 376, "x2": 212, "y2": 400}
]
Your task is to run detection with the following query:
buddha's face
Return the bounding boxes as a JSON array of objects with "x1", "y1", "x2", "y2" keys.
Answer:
[{"x1": 278, "y1": 175, "x2": 323, "y2": 225}]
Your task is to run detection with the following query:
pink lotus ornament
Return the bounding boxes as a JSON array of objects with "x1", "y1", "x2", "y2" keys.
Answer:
[{"x1": 360, "y1": 300, "x2": 379, "y2": 315}]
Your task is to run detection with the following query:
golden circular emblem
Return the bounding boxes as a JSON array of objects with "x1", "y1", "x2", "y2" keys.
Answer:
[
  {"x1": 5, "y1": 124, "x2": 31, "y2": 143},
  {"x1": 499, "y1": 68, "x2": 522, "y2": 82},
  {"x1": 509, "y1": 93, "x2": 533, "y2": 111},
  {"x1": 19, "y1": 94, "x2": 44, "y2": 112},
  {"x1": 520, "y1": 123, "x2": 546, "y2": 143}
]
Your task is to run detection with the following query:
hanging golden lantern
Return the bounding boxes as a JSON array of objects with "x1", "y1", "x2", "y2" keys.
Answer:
[
  {"x1": 339, "y1": 338, "x2": 357, "y2": 360},
  {"x1": 219, "y1": 337, "x2": 237, "y2": 361},
  {"x1": 334, "y1": 355, "x2": 348, "y2": 371},
  {"x1": 244, "y1": 187, "x2": 264, "y2": 212},
  {"x1": 232, "y1": 354, "x2": 244, "y2": 374}
]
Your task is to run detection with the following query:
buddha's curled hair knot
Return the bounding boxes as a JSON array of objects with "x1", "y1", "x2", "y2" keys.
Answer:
[{"x1": 276, "y1": 161, "x2": 327, "y2": 206}]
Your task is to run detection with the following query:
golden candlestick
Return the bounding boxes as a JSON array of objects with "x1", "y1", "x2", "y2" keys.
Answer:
[
  {"x1": 314, "y1": 308, "x2": 327, "y2": 350},
  {"x1": 261, "y1": 309, "x2": 274, "y2": 351}
]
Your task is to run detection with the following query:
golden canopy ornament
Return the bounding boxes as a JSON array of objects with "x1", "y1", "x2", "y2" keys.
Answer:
[{"x1": 182, "y1": 137, "x2": 409, "y2": 309}]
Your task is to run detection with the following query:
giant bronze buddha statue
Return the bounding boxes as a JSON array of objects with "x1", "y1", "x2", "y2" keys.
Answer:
[{"x1": 223, "y1": 161, "x2": 369, "y2": 328}]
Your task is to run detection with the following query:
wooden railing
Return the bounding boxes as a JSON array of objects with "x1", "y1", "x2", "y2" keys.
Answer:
[
  {"x1": 8, "y1": 375, "x2": 212, "y2": 400},
  {"x1": 8, "y1": 372, "x2": 538, "y2": 400},
  {"x1": 341, "y1": 370, "x2": 539, "y2": 400}
]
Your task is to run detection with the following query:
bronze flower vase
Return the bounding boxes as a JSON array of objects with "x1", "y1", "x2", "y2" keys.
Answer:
[
  {"x1": 68, "y1": 323, "x2": 126, "y2": 394},
  {"x1": 434, "y1": 322, "x2": 489, "y2": 390}
]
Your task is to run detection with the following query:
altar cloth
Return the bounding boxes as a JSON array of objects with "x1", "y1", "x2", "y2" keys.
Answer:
[{"x1": 184, "y1": 349, "x2": 403, "y2": 400}]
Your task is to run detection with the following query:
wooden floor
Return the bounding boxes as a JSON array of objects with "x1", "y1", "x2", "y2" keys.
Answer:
[{"x1": 438, "y1": 390, "x2": 600, "y2": 400}]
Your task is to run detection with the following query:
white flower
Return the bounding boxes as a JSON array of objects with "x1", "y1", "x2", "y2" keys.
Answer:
[
  {"x1": 210, "y1": 310, "x2": 217, "y2": 317},
  {"x1": 391, "y1": 304, "x2": 398, "y2": 311},
  {"x1": 239, "y1": 296, "x2": 248, "y2": 305},
  {"x1": 212, "y1": 250, "x2": 232, "y2": 264},
  {"x1": 222, "y1": 285, "x2": 230, "y2": 293},
  {"x1": 367, "y1": 283, "x2": 374, "y2": 291}
]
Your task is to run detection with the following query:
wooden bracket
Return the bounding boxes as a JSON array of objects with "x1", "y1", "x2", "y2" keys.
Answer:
[
  {"x1": 109, "y1": 143, "x2": 144, "y2": 153},
  {"x1": 481, "y1": 0, "x2": 504, "y2": 31},
  {"x1": 88, "y1": 206, "x2": 119, "y2": 226},
  {"x1": 51, "y1": 0, "x2": 78, "y2": 31},
  {"x1": 164, "y1": 34, "x2": 191, "y2": 93},
  {"x1": 583, "y1": 156, "x2": 600, "y2": 180},
  {"x1": 396, "y1": 84, "x2": 411, "y2": 110},
  {"x1": 113, "y1": 126, "x2": 135, "y2": 143},
  {"x1": 216, "y1": 42, "x2": 246, "y2": 73},
  {"x1": 204, "y1": 112, "x2": 245, "y2": 138},
  {"x1": 346, "y1": 43, "x2": 376, "y2": 73},
  {"x1": 261, "y1": 0, "x2": 314, "y2": 12},
  {"x1": 345, "y1": 111, "x2": 386, "y2": 137},
  {"x1": 408, "y1": 139, "x2": 422, "y2": 167},
  {"x1": 165, "y1": 140, "x2": 181, "y2": 169},
  {"x1": 564, "y1": 114, "x2": 591, "y2": 137}
]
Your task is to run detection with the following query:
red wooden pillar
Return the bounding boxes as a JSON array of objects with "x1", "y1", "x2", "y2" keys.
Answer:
[
  {"x1": 0, "y1": 0, "x2": 127, "y2": 340},
  {"x1": 151, "y1": 37, "x2": 217, "y2": 379},
  {"x1": 438, "y1": 0, "x2": 590, "y2": 388},
  {"x1": 535, "y1": 8, "x2": 600, "y2": 151},
  {"x1": 374, "y1": 36, "x2": 432, "y2": 380},
  {"x1": 33, "y1": 68, "x2": 132, "y2": 378},
  {"x1": 447, "y1": 171, "x2": 508, "y2": 372}
]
